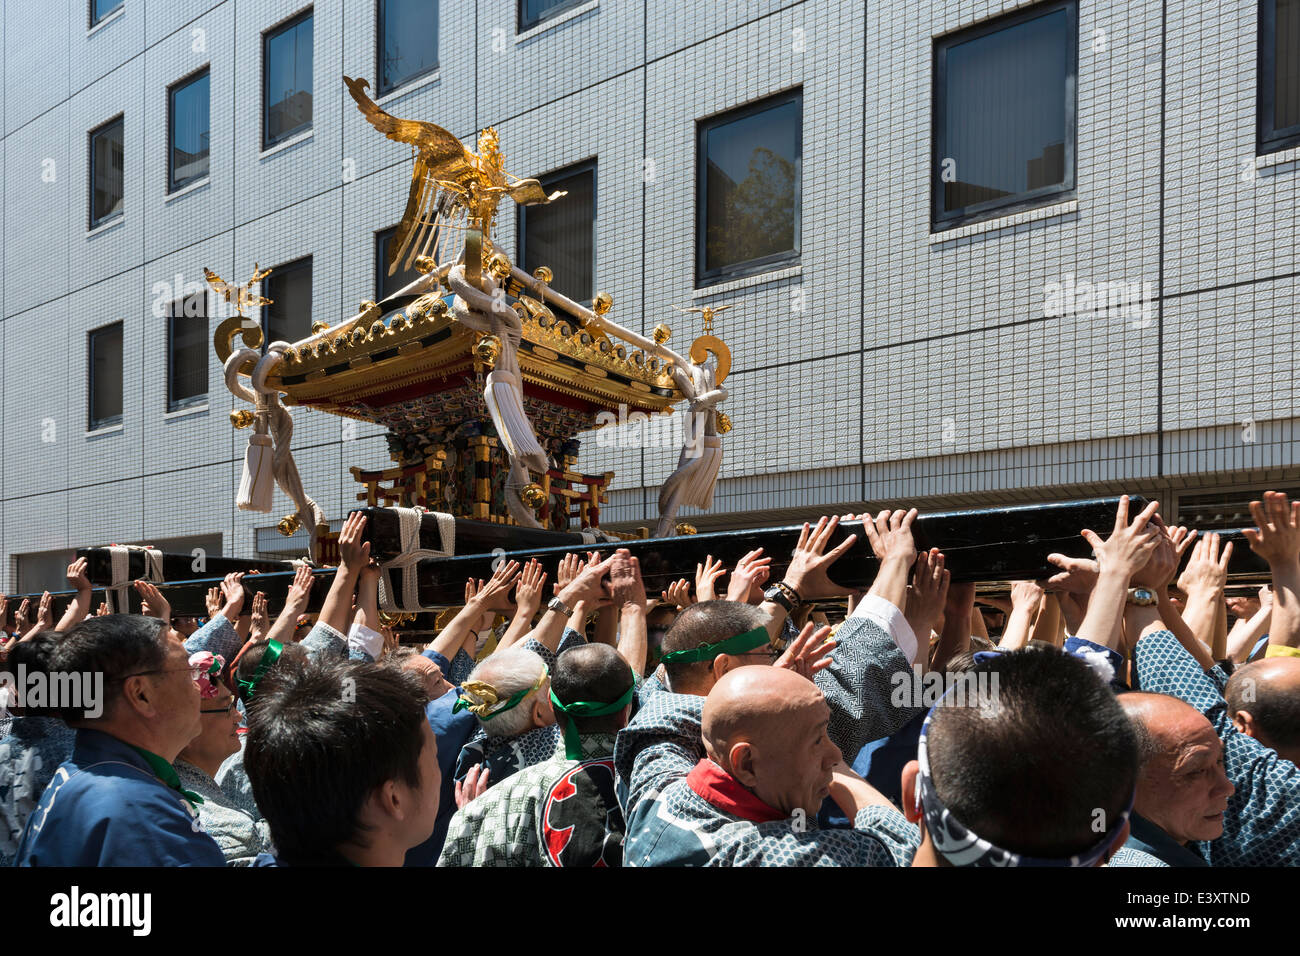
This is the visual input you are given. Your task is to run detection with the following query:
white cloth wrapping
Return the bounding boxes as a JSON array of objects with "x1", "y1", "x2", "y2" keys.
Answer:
[{"x1": 376, "y1": 506, "x2": 457, "y2": 613}]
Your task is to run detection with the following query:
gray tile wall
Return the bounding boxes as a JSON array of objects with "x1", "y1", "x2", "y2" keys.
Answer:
[{"x1": 1, "y1": 0, "x2": 1296, "y2": 587}]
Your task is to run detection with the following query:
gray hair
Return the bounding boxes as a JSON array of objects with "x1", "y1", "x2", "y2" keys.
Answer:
[{"x1": 463, "y1": 647, "x2": 549, "y2": 738}]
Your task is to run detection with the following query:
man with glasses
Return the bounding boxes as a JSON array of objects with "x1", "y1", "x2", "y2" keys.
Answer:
[{"x1": 14, "y1": 615, "x2": 225, "y2": 866}]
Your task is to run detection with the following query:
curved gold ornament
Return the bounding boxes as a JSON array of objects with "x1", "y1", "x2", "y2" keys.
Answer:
[
  {"x1": 715, "y1": 411, "x2": 733, "y2": 434},
  {"x1": 521, "y1": 483, "x2": 547, "y2": 509},
  {"x1": 229, "y1": 409, "x2": 255, "y2": 429},
  {"x1": 487, "y1": 252, "x2": 513, "y2": 282},
  {"x1": 592, "y1": 292, "x2": 612, "y2": 315},
  {"x1": 475, "y1": 334, "x2": 502, "y2": 366},
  {"x1": 213, "y1": 316, "x2": 264, "y2": 367},
  {"x1": 675, "y1": 523, "x2": 698, "y2": 535},
  {"x1": 688, "y1": 333, "x2": 731, "y2": 385},
  {"x1": 653, "y1": 324, "x2": 672, "y2": 345},
  {"x1": 311, "y1": 320, "x2": 331, "y2": 334},
  {"x1": 277, "y1": 515, "x2": 302, "y2": 536},
  {"x1": 532, "y1": 265, "x2": 553, "y2": 284}
]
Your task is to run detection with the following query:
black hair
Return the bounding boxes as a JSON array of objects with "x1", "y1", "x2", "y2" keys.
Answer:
[
  {"x1": 0, "y1": 631, "x2": 63, "y2": 718},
  {"x1": 244, "y1": 659, "x2": 431, "y2": 866},
  {"x1": 552, "y1": 643, "x2": 634, "y2": 735},
  {"x1": 233, "y1": 639, "x2": 309, "y2": 706},
  {"x1": 1226, "y1": 661, "x2": 1300, "y2": 750},
  {"x1": 927, "y1": 647, "x2": 1137, "y2": 860},
  {"x1": 661, "y1": 600, "x2": 769, "y2": 686},
  {"x1": 48, "y1": 615, "x2": 169, "y2": 721}
]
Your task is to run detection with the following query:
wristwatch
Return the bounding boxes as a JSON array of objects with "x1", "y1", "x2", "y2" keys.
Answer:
[
  {"x1": 547, "y1": 596, "x2": 575, "y2": 617},
  {"x1": 1126, "y1": 587, "x2": 1158, "y2": 606},
  {"x1": 763, "y1": 581, "x2": 803, "y2": 613}
]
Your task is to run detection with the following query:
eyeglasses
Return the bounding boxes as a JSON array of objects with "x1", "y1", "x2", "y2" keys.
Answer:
[
  {"x1": 108, "y1": 662, "x2": 207, "y2": 683},
  {"x1": 200, "y1": 698, "x2": 238, "y2": 715}
]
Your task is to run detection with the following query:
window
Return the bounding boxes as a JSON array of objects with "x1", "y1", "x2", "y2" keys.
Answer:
[
  {"x1": 519, "y1": 0, "x2": 586, "y2": 31},
  {"x1": 168, "y1": 69, "x2": 210, "y2": 192},
  {"x1": 168, "y1": 292, "x2": 208, "y2": 410},
  {"x1": 90, "y1": 0, "x2": 122, "y2": 27},
  {"x1": 1260, "y1": 0, "x2": 1300, "y2": 153},
  {"x1": 89, "y1": 116, "x2": 124, "y2": 229},
  {"x1": 378, "y1": 0, "x2": 439, "y2": 94},
  {"x1": 89, "y1": 323, "x2": 124, "y2": 430},
  {"x1": 262, "y1": 258, "x2": 313, "y2": 344},
  {"x1": 264, "y1": 9, "x2": 313, "y2": 148},
  {"x1": 696, "y1": 91, "x2": 801, "y2": 286},
  {"x1": 933, "y1": 2, "x2": 1077, "y2": 229},
  {"x1": 518, "y1": 161, "x2": 595, "y2": 302},
  {"x1": 375, "y1": 226, "x2": 428, "y2": 302}
]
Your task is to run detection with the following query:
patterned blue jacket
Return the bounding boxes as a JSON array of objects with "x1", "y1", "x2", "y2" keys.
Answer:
[{"x1": 1134, "y1": 629, "x2": 1300, "y2": 866}]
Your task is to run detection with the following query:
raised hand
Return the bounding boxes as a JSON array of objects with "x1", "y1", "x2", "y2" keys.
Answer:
[
  {"x1": 1081, "y1": 495, "x2": 1162, "y2": 581},
  {"x1": 1132, "y1": 525, "x2": 1180, "y2": 591},
  {"x1": 337, "y1": 511, "x2": 371, "y2": 570},
  {"x1": 1177, "y1": 533, "x2": 1232, "y2": 598},
  {"x1": 610, "y1": 550, "x2": 647, "y2": 610},
  {"x1": 904, "y1": 548, "x2": 950, "y2": 639},
  {"x1": 725, "y1": 548, "x2": 772, "y2": 604},
  {"x1": 14, "y1": 598, "x2": 30, "y2": 634},
  {"x1": 34, "y1": 591, "x2": 54, "y2": 630},
  {"x1": 1244, "y1": 491, "x2": 1300, "y2": 568},
  {"x1": 249, "y1": 591, "x2": 270, "y2": 642},
  {"x1": 773, "y1": 622, "x2": 838, "y2": 680},
  {"x1": 1167, "y1": 525, "x2": 1199, "y2": 560},
  {"x1": 862, "y1": 509, "x2": 917, "y2": 565},
  {"x1": 95, "y1": 601, "x2": 110, "y2": 617},
  {"x1": 66, "y1": 557, "x2": 91, "y2": 592},
  {"x1": 287, "y1": 564, "x2": 315, "y2": 605},
  {"x1": 662, "y1": 578, "x2": 693, "y2": 610},
  {"x1": 205, "y1": 586, "x2": 222, "y2": 619},
  {"x1": 783, "y1": 515, "x2": 861, "y2": 601},
  {"x1": 513, "y1": 559, "x2": 548, "y2": 618},
  {"x1": 133, "y1": 581, "x2": 171, "y2": 622},
  {"x1": 554, "y1": 552, "x2": 583, "y2": 594},
  {"x1": 1045, "y1": 553, "x2": 1100, "y2": 594},
  {"x1": 219, "y1": 572, "x2": 246, "y2": 621},
  {"x1": 477, "y1": 560, "x2": 521, "y2": 611},
  {"x1": 695, "y1": 554, "x2": 727, "y2": 602}
]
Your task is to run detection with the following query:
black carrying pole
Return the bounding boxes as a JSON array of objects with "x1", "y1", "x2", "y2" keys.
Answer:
[
  {"x1": 2, "y1": 499, "x2": 1275, "y2": 622},
  {"x1": 77, "y1": 548, "x2": 292, "y2": 584}
]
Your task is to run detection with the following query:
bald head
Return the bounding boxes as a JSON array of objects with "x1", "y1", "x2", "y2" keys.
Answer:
[
  {"x1": 1225, "y1": 658, "x2": 1300, "y2": 764},
  {"x1": 1119, "y1": 692, "x2": 1234, "y2": 845},
  {"x1": 701, "y1": 666, "x2": 839, "y2": 817}
]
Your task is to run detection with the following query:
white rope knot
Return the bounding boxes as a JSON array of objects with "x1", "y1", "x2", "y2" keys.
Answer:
[
  {"x1": 106, "y1": 545, "x2": 164, "y2": 614},
  {"x1": 376, "y1": 507, "x2": 456, "y2": 613}
]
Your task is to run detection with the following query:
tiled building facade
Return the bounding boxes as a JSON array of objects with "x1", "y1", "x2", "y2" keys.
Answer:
[{"x1": 1, "y1": 0, "x2": 1296, "y2": 591}]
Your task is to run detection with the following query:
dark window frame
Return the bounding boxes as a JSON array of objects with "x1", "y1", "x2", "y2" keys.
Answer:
[
  {"x1": 374, "y1": 225, "x2": 432, "y2": 302},
  {"x1": 167, "y1": 66, "x2": 211, "y2": 193},
  {"x1": 517, "y1": 158, "x2": 597, "y2": 302},
  {"x1": 261, "y1": 256, "x2": 314, "y2": 345},
  {"x1": 167, "y1": 292, "x2": 209, "y2": 412},
  {"x1": 694, "y1": 88, "x2": 803, "y2": 288},
  {"x1": 90, "y1": 0, "x2": 123, "y2": 28},
  {"x1": 518, "y1": 0, "x2": 586, "y2": 32},
  {"x1": 1259, "y1": 0, "x2": 1300, "y2": 153},
  {"x1": 88, "y1": 114, "x2": 125, "y2": 230},
  {"x1": 931, "y1": 0, "x2": 1078, "y2": 232},
  {"x1": 376, "y1": 0, "x2": 440, "y2": 95},
  {"x1": 262, "y1": 7, "x2": 314, "y2": 150},
  {"x1": 88, "y1": 322, "x2": 124, "y2": 431}
]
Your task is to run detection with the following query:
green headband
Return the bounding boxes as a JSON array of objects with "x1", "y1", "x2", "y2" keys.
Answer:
[
  {"x1": 659, "y1": 625, "x2": 772, "y2": 665},
  {"x1": 238, "y1": 639, "x2": 282, "y2": 702},
  {"x1": 549, "y1": 670, "x2": 637, "y2": 760},
  {"x1": 453, "y1": 667, "x2": 549, "y2": 722}
]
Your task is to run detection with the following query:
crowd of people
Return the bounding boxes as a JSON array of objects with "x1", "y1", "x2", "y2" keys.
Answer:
[{"x1": 1, "y1": 493, "x2": 1297, "y2": 867}]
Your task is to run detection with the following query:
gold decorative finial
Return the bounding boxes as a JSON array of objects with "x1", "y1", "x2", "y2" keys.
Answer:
[
  {"x1": 673, "y1": 303, "x2": 731, "y2": 335},
  {"x1": 311, "y1": 320, "x2": 330, "y2": 334},
  {"x1": 414, "y1": 255, "x2": 437, "y2": 274},
  {"x1": 716, "y1": 412, "x2": 733, "y2": 434},
  {"x1": 653, "y1": 323, "x2": 672, "y2": 345},
  {"x1": 277, "y1": 515, "x2": 302, "y2": 536},
  {"x1": 675, "y1": 523, "x2": 698, "y2": 535},
  {"x1": 487, "y1": 252, "x2": 512, "y2": 282},
  {"x1": 532, "y1": 266, "x2": 553, "y2": 284},
  {"x1": 521, "y1": 483, "x2": 547, "y2": 509},
  {"x1": 343, "y1": 76, "x2": 570, "y2": 278},
  {"x1": 592, "y1": 292, "x2": 613, "y2": 315},
  {"x1": 475, "y1": 334, "x2": 502, "y2": 366},
  {"x1": 230, "y1": 409, "x2": 255, "y2": 429},
  {"x1": 205, "y1": 264, "x2": 273, "y2": 316}
]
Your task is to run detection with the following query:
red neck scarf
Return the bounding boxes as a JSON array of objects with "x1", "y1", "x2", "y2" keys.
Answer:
[{"x1": 686, "y1": 759, "x2": 788, "y2": 824}]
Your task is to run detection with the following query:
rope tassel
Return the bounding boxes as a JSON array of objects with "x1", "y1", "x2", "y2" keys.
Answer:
[{"x1": 237, "y1": 430, "x2": 276, "y2": 513}]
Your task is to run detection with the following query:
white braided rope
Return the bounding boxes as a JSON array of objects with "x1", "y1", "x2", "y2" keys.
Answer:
[
  {"x1": 376, "y1": 507, "x2": 457, "y2": 613},
  {"x1": 106, "y1": 545, "x2": 164, "y2": 614}
]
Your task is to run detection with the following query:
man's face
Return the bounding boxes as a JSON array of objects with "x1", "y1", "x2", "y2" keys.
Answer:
[
  {"x1": 745, "y1": 692, "x2": 842, "y2": 817},
  {"x1": 1138, "y1": 713, "x2": 1235, "y2": 844},
  {"x1": 396, "y1": 720, "x2": 442, "y2": 850},
  {"x1": 149, "y1": 638, "x2": 203, "y2": 755},
  {"x1": 402, "y1": 655, "x2": 450, "y2": 700}
]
